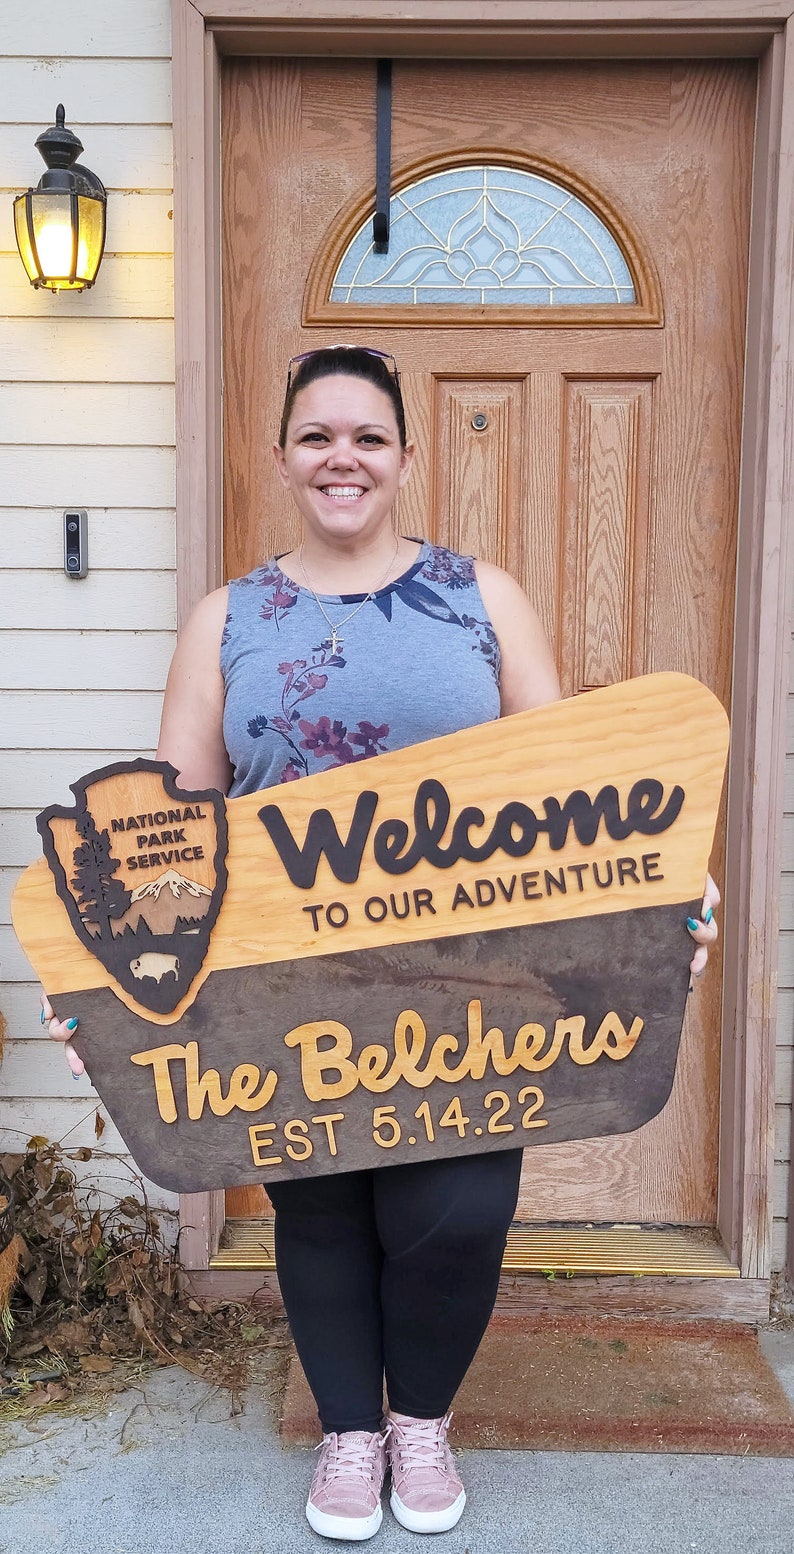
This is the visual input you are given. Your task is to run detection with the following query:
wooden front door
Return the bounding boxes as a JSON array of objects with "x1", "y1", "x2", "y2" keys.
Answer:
[{"x1": 221, "y1": 56, "x2": 755, "y2": 1227}]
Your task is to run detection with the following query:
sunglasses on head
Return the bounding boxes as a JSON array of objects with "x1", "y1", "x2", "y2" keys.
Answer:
[{"x1": 286, "y1": 344, "x2": 400, "y2": 391}]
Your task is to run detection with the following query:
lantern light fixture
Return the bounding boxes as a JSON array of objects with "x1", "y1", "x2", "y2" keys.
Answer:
[{"x1": 13, "y1": 105, "x2": 107, "y2": 292}]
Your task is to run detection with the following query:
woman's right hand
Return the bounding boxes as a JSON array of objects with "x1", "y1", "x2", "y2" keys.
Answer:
[{"x1": 40, "y1": 993, "x2": 85, "y2": 1078}]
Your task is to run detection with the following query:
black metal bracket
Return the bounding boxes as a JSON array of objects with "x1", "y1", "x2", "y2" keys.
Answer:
[{"x1": 373, "y1": 60, "x2": 392, "y2": 253}]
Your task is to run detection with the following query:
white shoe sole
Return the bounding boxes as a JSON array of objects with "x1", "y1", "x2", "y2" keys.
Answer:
[
  {"x1": 390, "y1": 1487, "x2": 466, "y2": 1533},
  {"x1": 305, "y1": 1498, "x2": 383, "y2": 1541}
]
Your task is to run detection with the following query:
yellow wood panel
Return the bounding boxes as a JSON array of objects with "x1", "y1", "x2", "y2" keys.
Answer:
[{"x1": 12, "y1": 673, "x2": 728, "y2": 1028}]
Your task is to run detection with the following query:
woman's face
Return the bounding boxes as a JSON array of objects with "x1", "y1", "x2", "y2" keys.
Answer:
[{"x1": 273, "y1": 373, "x2": 414, "y2": 546}]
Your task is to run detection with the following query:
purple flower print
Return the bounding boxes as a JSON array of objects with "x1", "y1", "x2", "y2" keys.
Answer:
[
  {"x1": 298, "y1": 715, "x2": 392, "y2": 767},
  {"x1": 461, "y1": 613, "x2": 501, "y2": 684},
  {"x1": 350, "y1": 720, "x2": 390, "y2": 758},
  {"x1": 247, "y1": 640, "x2": 349, "y2": 780},
  {"x1": 256, "y1": 564, "x2": 298, "y2": 628},
  {"x1": 422, "y1": 546, "x2": 474, "y2": 590},
  {"x1": 299, "y1": 716, "x2": 356, "y2": 765}
]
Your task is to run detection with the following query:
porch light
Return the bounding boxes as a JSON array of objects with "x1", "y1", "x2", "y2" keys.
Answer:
[{"x1": 13, "y1": 104, "x2": 106, "y2": 292}]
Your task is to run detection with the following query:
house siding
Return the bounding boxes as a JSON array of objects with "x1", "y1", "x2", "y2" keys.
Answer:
[
  {"x1": 0, "y1": 0, "x2": 178, "y2": 1227},
  {"x1": 0, "y1": 1, "x2": 791, "y2": 1274}
]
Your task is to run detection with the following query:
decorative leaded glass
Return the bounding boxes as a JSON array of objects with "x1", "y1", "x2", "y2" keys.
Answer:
[{"x1": 330, "y1": 165, "x2": 635, "y2": 306}]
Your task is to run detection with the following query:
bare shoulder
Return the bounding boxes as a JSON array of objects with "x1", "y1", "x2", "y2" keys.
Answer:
[
  {"x1": 473, "y1": 557, "x2": 529, "y2": 610},
  {"x1": 180, "y1": 584, "x2": 229, "y2": 647},
  {"x1": 156, "y1": 585, "x2": 232, "y2": 792},
  {"x1": 473, "y1": 558, "x2": 561, "y2": 715}
]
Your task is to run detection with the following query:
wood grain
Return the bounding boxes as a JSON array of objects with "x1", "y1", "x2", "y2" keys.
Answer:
[
  {"x1": 11, "y1": 674, "x2": 729, "y2": 1018},
  {"x1": 435, "y1": 381, "x2": 523, "y2": 571},
  {"x1": 210, "y1": 48, "x2": 757, "y2": 1242},
  {"x1": 560, "y1": 379, "x2": 653, "y2": 695},
  {"x1": 54, "y1": 904, "x2": 699, "y2": 1193}
]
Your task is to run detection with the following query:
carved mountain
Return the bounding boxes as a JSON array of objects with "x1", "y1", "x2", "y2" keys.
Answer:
[{"x1": 111, "y1": 870, "x2": 212, "y2": 937}]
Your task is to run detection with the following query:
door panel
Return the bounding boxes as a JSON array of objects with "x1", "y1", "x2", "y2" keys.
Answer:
[{"x1": 221, "y1": 56, "x2": 755, "y2": 1226}]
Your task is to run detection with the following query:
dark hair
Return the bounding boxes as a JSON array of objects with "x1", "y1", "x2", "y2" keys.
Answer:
[{"x1": 278, "y1": 346, "x2": 407, "y2": 449}]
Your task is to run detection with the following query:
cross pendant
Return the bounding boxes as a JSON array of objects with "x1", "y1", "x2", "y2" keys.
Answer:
[{"x1": 329, "y1": 627, "x2": 343, "y2": 655}]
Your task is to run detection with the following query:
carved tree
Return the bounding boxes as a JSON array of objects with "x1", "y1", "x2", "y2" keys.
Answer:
[{"x1": 70, "y1": 807, "x2": 131, "y2": 940}]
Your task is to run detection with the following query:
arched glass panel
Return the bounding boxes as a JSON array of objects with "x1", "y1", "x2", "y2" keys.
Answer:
[{"x1": 330, "y1": 165, "x2": 635, "y2": 306}]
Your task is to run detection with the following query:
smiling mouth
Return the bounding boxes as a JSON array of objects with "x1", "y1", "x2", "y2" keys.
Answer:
[{"x1": 318, "y1": 485, "x2": 368, "y2": 502}]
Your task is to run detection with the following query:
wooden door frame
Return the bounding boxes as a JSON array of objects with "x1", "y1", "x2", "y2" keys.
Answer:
[{"x1": 171, "y1": 1, "x2": 794, "y2": 1297}]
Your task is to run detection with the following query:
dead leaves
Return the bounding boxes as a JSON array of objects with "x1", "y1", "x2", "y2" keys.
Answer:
[
  {"x1": 1, "y1": 1140, "x2": 289, "y2": 1415},
  {"x1": 78, "y1": 1355, "x2": 113, "y2": 1374}
]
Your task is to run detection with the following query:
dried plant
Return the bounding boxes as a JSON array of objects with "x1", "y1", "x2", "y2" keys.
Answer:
[{"x1": 1, "y1": 1141, "x2": 290, "y2": 1415}]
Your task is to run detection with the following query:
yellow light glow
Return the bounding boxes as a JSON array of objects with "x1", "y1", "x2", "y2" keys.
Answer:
[
  {"x1": 32, "y1": 194, "x2": 74, "y2": 278},
  {"x1": 13, "y1": 189, "x2": 106, "y2": 291}
]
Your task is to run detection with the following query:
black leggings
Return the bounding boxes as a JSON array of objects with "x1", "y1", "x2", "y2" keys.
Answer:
[{"x1": 267, "y1": 1149, "x2": 523, "y2": 1434}]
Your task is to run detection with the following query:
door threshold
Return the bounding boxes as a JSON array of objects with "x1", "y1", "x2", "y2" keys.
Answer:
[{"x1": 210, "y1": 1221, "x2": 739, "y2": 1278}]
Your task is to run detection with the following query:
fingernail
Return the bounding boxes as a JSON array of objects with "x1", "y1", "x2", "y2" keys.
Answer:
[
  {"x1": 40, "y1": 1008, "x2": 47, "y2": 1025},
  {"x1": 66, "y1": 1017, "x2": 78, "y2": 1031},
  {"x1": 688, "y1": 985, "x2": 694, "y2": 995},
  {"x1": 686, "y1": 917, "x2": 699, "y2": 931},
  {"x1": 704, "y1": 907, "x2": 713, "y2": 924},
  {"x1": 72, "y1": 1071, "x2": 81, "y2": 1081}
]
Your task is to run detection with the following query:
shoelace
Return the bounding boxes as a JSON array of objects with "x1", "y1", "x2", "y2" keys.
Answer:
[
  {"x1": 316, "y1": 1427, "x2": 390, "y2": 1484},
  {"x1": 390, "y1": 1412, "x2": 453, "y2": 1470}
]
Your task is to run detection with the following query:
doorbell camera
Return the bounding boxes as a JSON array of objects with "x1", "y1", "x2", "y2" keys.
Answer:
[{"x1": 63, "y1": 510, "x2": 88, "y2": 578}]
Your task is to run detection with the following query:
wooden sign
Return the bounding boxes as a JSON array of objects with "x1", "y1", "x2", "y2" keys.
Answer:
[{"x1": 11, "y1": 673, "x2": 728, "y2": 1193}]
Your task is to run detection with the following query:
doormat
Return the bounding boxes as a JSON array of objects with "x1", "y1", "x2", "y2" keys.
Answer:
[{"x1": 279, "y1": 1314, "x2": 794, "y2": 1457}]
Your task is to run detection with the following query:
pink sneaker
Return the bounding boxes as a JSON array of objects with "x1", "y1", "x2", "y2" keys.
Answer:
[
  {"x1": 306, "y1": 1428, "x2": 387, "y2": 1541},
  {"x1": 387, "y1": 1412, "x2": 466, "y2": 1533}
]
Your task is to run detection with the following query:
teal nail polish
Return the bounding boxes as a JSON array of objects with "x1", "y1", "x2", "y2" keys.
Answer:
[
  {"x1": 66, "y1": 1017, "x2": 78, "y2": 1031},
  {"x1": 686, "y1": 917, "x2": 699, "y2": 932},
  {"x1": 704, "y1": 907, "x2": 713, "y2": 924},
  {"x1": 40, "y1": 1008, "x2": 46, "y2": 1025}
]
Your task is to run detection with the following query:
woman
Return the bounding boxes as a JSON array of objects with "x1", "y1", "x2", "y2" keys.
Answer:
[{"x1": 44, "y1": 345, "x2": 719, "y2": 1542}]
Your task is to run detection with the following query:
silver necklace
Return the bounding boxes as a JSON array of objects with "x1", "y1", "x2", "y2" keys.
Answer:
[{"x1": 298, "y1": 535, "x2": 401, "y2": 656}]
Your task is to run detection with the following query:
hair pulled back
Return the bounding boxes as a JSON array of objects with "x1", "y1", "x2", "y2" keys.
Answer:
[{"x1": 278, "y1": 346, "x2": 407, "y2": 449}]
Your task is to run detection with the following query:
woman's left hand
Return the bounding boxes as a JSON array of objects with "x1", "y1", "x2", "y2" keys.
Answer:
[{"x1": 687, "y1": 872, "x2": 720, "y2": 979}]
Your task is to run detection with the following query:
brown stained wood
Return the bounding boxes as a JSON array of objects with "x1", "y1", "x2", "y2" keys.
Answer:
[
  {"x1": 174, "y1": 34, "x2": 770, "y2": 1260},
  {"x1": 303, "y1": 142, "x2": 662, "y2": 329},
  {"x1": 395, "y1": 369, "x2": 432, "y2": 543},
  {"x1": 514, "y1": 1132, "x2": 640, "y2": 1223},
  {"x1": 221, "y1": 58, "x2": 304, "y2": 577},
  {"x1": 41, "y1": 905, "x2": 702, "y2": 1193},
  {"x1": 434, "y1": 381, "x2": 524, "y2": 570},
  {"x1": 560, "y1": 380, "x2": 654, "y2": 695},
  {"x1": 192, "y1": 1, "x2": 791, "y2": 26},
  {"x1": 12, "y1": 674, "x2": 729, "y2": 1019},
  {"x1": 636, "y1": 60, "x2": 755, "y2": 1229},
  {"x1": 181, "y1": 1264, "x2": 771, "y2": 1327},
  {"x1": 524, "y1": 373, "x2": 563, "y2": 649},
  {"x1": 225, "y1": 1184, "x2": 271, "y2": 1217}
]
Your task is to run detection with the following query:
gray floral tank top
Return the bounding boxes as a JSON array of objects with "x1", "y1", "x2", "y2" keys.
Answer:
[{"x1": 220, "y1": 540, "x2": 501, "y2": 797}]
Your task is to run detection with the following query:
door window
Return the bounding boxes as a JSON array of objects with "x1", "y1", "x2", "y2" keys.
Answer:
[{"x1": 330, "y1": 164, "x2": 635, "y2": 307}]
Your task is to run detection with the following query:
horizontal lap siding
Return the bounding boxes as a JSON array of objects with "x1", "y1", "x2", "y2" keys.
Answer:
[{"x1": 0, "y1": 1, "x2": 178, "y2": 1222}]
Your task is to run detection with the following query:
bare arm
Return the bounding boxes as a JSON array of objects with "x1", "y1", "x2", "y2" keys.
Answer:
[
  {"x1": 156, "y1": 585, "x2": 233, "y2": 793},
  {"x1": 474, "y1": 559, "x2": 561, "y2": 715}
]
